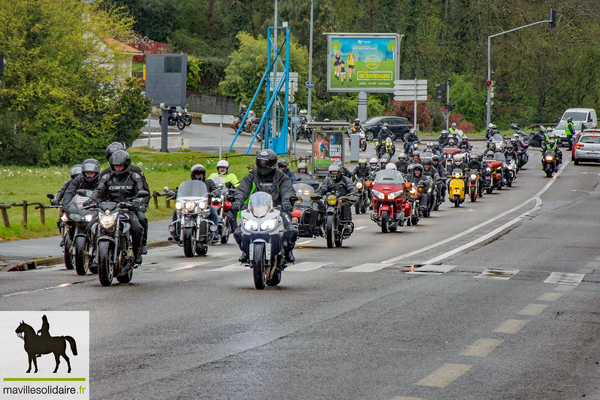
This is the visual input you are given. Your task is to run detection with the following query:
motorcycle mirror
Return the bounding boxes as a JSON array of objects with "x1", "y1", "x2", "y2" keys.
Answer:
[
  {"x1": 163, "y1": 186, "x2": 170, "y2": 192},
  {"x1": 289, "y1": 196, "x2": 299, "y2": 204},
  {"x1": 76, "y1": 189, "x2": 87, "y2": 196},
  {"x1": 137, "y1": 190, "x2": 149, "y2": 198},
  {"x1": 46, "y1": 193, "x2": 55, "y2": 200}
]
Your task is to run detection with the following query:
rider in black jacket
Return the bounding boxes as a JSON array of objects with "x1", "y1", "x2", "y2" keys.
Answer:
[
  {"x1": 62, "y1": 159, "x2": 101, "y2": 205},
  {"x1": 352, "y1": 158, "x2": 371, "y2": 180},
  {"x1": 233, "y1": 149, "x2": 298, "y2": 263},
  {"x1": 316, "y1": 163, "x2": 355, "y2": 224},
  {"x1": 55, "y1": 165, "x2": 82, "y2": 204}
]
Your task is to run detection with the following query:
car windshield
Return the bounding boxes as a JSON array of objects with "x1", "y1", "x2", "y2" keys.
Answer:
[
  {"x1": 562, "y1": 112, "x2": 587, "y2": 121},
  {"x1": 249, "y1": 192, "x2": 273, "y2": 218},
  {"x1": 374, "y1": 170, "x2": 405, "y2": 185},
  {"x1": 176, "y1": 180, "x2": 208, "y2": 199},
  {"x1": 363, "y1": 117, "x2": 383, "y2": 125},
  {"x1": 580, "y1": 135, "x2": 600, "y2": 144}
]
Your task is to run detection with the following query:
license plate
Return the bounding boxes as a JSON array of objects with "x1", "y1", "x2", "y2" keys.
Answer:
[{"x1": 587, "y1": 153, "x2": 599, "y2": 156}]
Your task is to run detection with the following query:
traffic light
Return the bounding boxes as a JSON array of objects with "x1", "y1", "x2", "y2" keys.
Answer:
[
  {"x1": 445, "y1": 104, "x2": 455, "y2": 111},
  {"x1": 436, "y1": 83, "x2": 447, "y2": 102},
  {"x1": 0, "y1": 54, "x2": 6, "y2": 77},
  {"x1": 490, "y1": 81, "x2": 495, "y2": 98},
  {"x1": 549, "y1": 9, "x2": 556, "y2": 29}
]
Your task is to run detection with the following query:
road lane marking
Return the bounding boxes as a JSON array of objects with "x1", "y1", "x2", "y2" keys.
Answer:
[
  {"x1": 341, "y1": 263, "x2": 392, "y2": 273},
  {"x1": 209, "y1": 264, "x2": 247, "y2": 272},
  {"x1": 578, "y1": 268, "x2": 594, "y2": 274},
  {"x1": 554, "y1": 285, "x2": 575, "y2": 292},
  {"x1": 168, "y1": 262, "x2": 209, "y2": 271},
  {"x1": 494, "y1": 319, "x2": 529, "y2": 334},
  {"x1": 356, "y1": 226, "x2": 366, "y2": 230},
  {"x1": 460, "y1": 338, "x2": 504, "y2": 357},
  {"x1": 391, "y1": 397, "x2": 426, "y2": 400},
  {"x1": 544, "y1": 272, "x2": 584, "y2": 286},
  {"x1": 518, "y1": 304, "x2": 548, "y2": 316},
  {"x1": 297, "y1": 240, "x2": 314, "y2": 245},
  {"x1": 416, "y1": 364, "x2": 472, "y2": 387},
  {"x1": 382, "y1": 161, "x2": 569, "y2": 266},
  {"x1": 474, "y1": 268, "x2": 519, "y2": 280},
  {"x1": 0, "y1": 281, "x2": 89, "y2": 298},
  {"x1": 538, "y1": 292, "x2": 563, "y2": 301},
  {"x1": 595, "y1": 255, "x2": 600, "y2": 261},
  {"x1": 413, "y1": 264, "x2": 456, "y2": 274},
  {"x1": 286, "y1": 262, "x2": 332, "y2": 272},
  {"x1": 585, "y1": 261, "x2": 600, "y2": 268}
]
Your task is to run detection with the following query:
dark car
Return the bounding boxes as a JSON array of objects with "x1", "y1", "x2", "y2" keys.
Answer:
[{"x1": 362, "y1": 116, "x2": 413, "y2": 142}]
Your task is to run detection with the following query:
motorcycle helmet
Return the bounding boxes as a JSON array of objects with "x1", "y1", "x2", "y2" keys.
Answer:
[
  {"x1": 256, "y1": 149, "x2": 278, "y2": 176},
  {"x1": 451, "y1": 122, "x2": 457, "y2": 128},
  {"x1": 422, "y1": 158, "x2": 432, "y2": 169},
  {"x1": 380, "y1": 155, "x2": 389, "y2": 168},
  {"x1": 328, "y1": 163, "x2": 342, "y2": 182},
  {"x1": 488, "y1": 123, "x2": 493, "y2": 129},
  {"x1": 324, "y1": 118, "x2": 330, "y2": 122},
  {"x1": 369, "y1": 157, "x2": 378, "y2": 167},
  {"x1": 109, "y1": 150, "x2": 131, "y2": 177},
  {"x1": 297, "y1": 162, "x2": 308, "y2": 173},
  {"x1": 426, "y1": 142, "x2": 433, "y2": 149},
  {"x1": 477, "y1": 153, "x2": 483, "y2": 161},
  {"x1": 358, "y1": 158, "x2": 367, "y2": 167},
  {"x1": 567, "y1": 117, "x2": 572, "y2": 123},
  {"x1": 299, "y1": 109, "x2": 307, "y2": 115},
  {"x1": 241, "y1": 104, "x2": 247, "y2": 110},
  {"x1": 81, "y1": 159, "x2": 100, "y2": 184},
  {"x1": 413, "y1": 150, "x2": 420, "y2": 159},
  {"x1": 453, "y1": 154, "x2": 463, "y2": 165},
  {"x1": 354, "y1": 118, "x2": 360, "y2": 123},
  {"x1": 412, "y1": 164, "x2": 423, "y2": 176},
  {"x1": 461, "y1": 137, "x2": 468, "y2": 142},
  {"x1": 431, "y1": 155, "x2": 440, "y2": 163},
  {"x1": 492, "y1": 124, "x2": 497, "y2": 130},
  {"x1": 190, "y1": 164, "x2": 207, "y2": 181},
  {"x1": 398, "y1": 153, "x2": 407, "y2": 161},
  {"x1": 489, "y1": 143, "x2": 497, "y2": 151},
  {"x1": 506, "y1": 143, "x2": 514, "y2": 151},
  {"x1": 383, "y1": 123, "x2": 389, "y2": 129},
  {"x1": 486, "y1": 151, "x2": 495, "y2": 158},
  {"x1": 441, "y1": 129, "x2": 449, "y2": 136},
  {"x1": 409, "y1": 128, "x2": 416, "y2": 134},
  {"x1": 70, "y1": 164, "x2": 82, "y2": 179},
  {"x1": 105, "y1": 142, "x2": 126, "y2": 161},
  {"x1": 216, "y1": 160, "x2": 230, "y2": 173},
  {"x1": 385, "y1": 163, "x2": 397, "y2": 170},
  {"x1": 448, "y1": 138, "x2": 455, "y2": 146},
  {"x1": 277, "y1": 159, "x2": 289, "y2": 171}
]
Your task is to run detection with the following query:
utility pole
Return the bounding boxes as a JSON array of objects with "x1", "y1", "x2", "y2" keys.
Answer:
[
  {"x1": 271, "y1": 0, "x2": 278, "y2": 143},
  {"x1": 307, "y1": 0, "x2": 314, "y2": 120},
  {"x1": 487, "y1": 9, "x2": 556, "y2": 126}
]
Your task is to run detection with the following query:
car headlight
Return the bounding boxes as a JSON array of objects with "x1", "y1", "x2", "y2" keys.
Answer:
[
  {"x1": 198, "y1": 201, "x2": 207, "y2": 210},
  {"x1": 100, "y1": 215, "x2": 115, "y2": 229},
  {"x1": 260, "y1": 218, "x2": 277, "y2": 231},
  {"x1": 356, "y1": 182, "x2": 363, "y2": 189},
  {"x1": 61, "y1": 214, "x2": 69, "y2": 222},
  {"x1": 185, "y1": 201, "x2": 196, "y2": 211},
  {"x1": 545, "y1": 155, "x2": 554, "y2": 161},
  {"x1": 243, "y1": 219, "x2": 258, "y2": 231},
  {"x1": 84, "y1": 214, "x2": 93, "y2": 222},
  {"x1": 327, "y1": 195, "x2": 337, "y2": 205},
  {"x1": 175, "y1": 201, "x2": 183, "y2": 210},
  {"x1": 470, "y1": 174, "x2": 477, "y2": 180}
]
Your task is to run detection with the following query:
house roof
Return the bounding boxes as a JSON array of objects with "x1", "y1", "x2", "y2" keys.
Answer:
[{"x1": 103, "y1": 38, "x2": 142, "y2": 54}]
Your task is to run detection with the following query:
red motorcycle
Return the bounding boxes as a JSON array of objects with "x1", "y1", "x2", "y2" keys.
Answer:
[
  {"x1": 210, "y1": 177, "x2": 234, "y2": 244},
  {"x1": 368, "y1": 170, "x2": 412, "y2": 233},
  {"x1": 483, "y1": 160, "x2": 503, "y2": 194}
]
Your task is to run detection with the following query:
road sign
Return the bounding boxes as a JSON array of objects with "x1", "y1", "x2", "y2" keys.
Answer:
[
  {"x1": 394, "y1": 95, "x2": 427, "y2": 101},
  {"x1": 394, "y1": 80, "x2": 427, "y2": 85},
  {"x1": 394, "y1": 90, "x2": 427, "y2": 96},
  {"x1": 393, "y1": 79, "x2": 428, "y2": 102},
  {"x1": 305, "y1": 81, "x2": 314, "y2": 88},
  {"x1": 270, "y1": 72, "x2": 299, "y2": 92},
  {"x1": 202, "y1": 114, "x2": 234, "y2": 124}
]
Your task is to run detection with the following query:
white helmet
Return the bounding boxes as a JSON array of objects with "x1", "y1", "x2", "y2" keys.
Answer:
[
  {"x1": 453, "y1": 154, "x2": 463, "y2": 164},
  {"x1": 385, "y1": 163, "x2": 397, "y2": 170},
  {"x1": 216, "y1": 160, "x2": 229, "y2": 169},
  {"x1": 488, "y1": 123, "x2": 493, "y2": 129},
  {"x1": 369, "y1": 157, "x2": 378, "y2": 165}
]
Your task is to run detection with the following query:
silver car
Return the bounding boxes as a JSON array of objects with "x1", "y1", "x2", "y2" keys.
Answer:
[{"x1": 573, "y1": 131, "x2": 600, "y2": 165}]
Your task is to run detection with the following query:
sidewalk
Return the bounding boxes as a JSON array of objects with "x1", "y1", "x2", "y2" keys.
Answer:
[{"x1": 0, "y1": 219, "x2": 173, "y2": 269}]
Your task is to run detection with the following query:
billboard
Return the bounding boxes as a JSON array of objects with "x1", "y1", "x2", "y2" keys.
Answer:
[
  {"x1": 325, "y1": 33, "x2": 401, "y2": 93},
  {"x1": 313, "y1": 130, "x2": 344, "y2": 176},
  {"x1": 145, "y1": 54, "x2": 188, "y2": 107}
]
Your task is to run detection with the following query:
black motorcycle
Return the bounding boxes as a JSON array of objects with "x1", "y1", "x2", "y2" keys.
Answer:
[
  {"x1": 60, "y1": 190, "x2": 97, "y2": 275},
  {"x1": 292, "y1": 183, "x2": 322, "y2": 239},
  {"x1": 159, "y1": 107, "x2": 186, "y2": 130},
  {"x1": 353, "y1": 178, "x2": 370, "y2": 214},
  {"x1": 542, "y1": 148, "x2": 559, "y2": 177},
  {"x1": 311, "y1": 190, "x2": 356, "y2": 248},
  {"x1": 296, "y1": 115, "x2": 313, "y2": 142}
]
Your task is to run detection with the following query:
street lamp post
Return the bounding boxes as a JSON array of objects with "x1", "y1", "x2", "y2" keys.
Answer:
[
  {"x1": 307, "y1": 0, "x2": 314, "y2": 120},
  {"x1": 486, "y1": 9, "x2": 556, "y2": 126}
]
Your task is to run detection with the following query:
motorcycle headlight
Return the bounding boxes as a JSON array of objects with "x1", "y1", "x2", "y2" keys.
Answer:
[
  {"x1": 61, "y1": 214, "x2": 69, "y2": 222},
  {"x1": 486, "y1": 167, "x2": 491, "y2": 173},
  {"x1": 185, "y1": 201, "x2": 196, "y2": 211},
  {"x1": 378, "y1": 192, "x2": 385, "y2": 200},
  {"x1": 243, "y1": 219, "x2": 258, "y2": 231},
  {"x1": 545, "y1": 155, "x2": 554, "y2": 161},
  {"x1": 454, "y1": 173, "x2": 461, "y2": 178},
  {"x1": 84, "y1": 214, "x2": 93, "y2": 222},
  {"x1": 428, "y1": 188, "x2": 432, "y2": 193},
  {"x1": 260, "y1": 218, "x2": 277, "y2": 231},
  {"x1": 175, "y1": 201, "x2": 183, "y2": 210},
  {"x1": 100, "y1": 215, "x2": 115, "y2": 229},
  {"x1": 356, "y1": 182, "x2": 363, "y2": 189},
  {"x1": 410, "y1": 189, "x2": 417, "y2": 195},
  {"x1": 470, "y1": 174, "x2": 477, "y2": 180},
  {"x1": 388, "y1": 189, "x2": 403, "y2": 200},
  {"x1": 507, "y1": 165, "x2": 513, "y2": 170},
  {"x1": 198, "y1": 201, "x2": 207, "y2": 210},
  {"x1": 327, "y1": 195, "x2": 337, "y2": 205}
]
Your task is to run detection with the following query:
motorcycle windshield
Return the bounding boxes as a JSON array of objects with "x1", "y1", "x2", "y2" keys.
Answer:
[
  {"x1": 374, "y1": 170, "x2": 405, "y2": 185},
  {"x1": 493, "y1": 153, "x2": 506, "y2": 162},
  {"x1": 176, "y1": 180, "x2": 208, "y2": 199},
  {"x1": 294, "y1": 183, "x2": 315, "y2": 198},
  {"x1": 492, "y1": 134, "x2": 504, "y2": 142},
  {"x1": 544, "y1": 149, "x2": 556, "y2": 157},
  {"x1": 249, "y1": 192, "x2": 273, "y2": 218}
]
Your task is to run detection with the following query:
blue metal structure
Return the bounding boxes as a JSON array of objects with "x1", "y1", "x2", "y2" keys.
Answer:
[{"x1": 228, "y1": 27, "x2": 291, "y2": 155}]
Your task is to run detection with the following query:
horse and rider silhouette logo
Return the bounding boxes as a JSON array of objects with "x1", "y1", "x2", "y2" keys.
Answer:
[{"x1": 15, "y1": 315, "x2": 78, "y2": 374}]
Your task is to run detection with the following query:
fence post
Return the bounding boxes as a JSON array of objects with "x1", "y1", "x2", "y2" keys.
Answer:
[
  {"x1": 22, "y1": 200, "x2": 28, "y2": 228},
  {"x1": 165, "y1": 195, "x2": 170, "y2": 209},
  {"x1": 153, "y1": 192, "x2": 159, "y2": 209},
  {"x1": 39, "y1": 206, "x2": 46, "y2": 227},
  {"x1": 0, "y1": 206, "x2": 9, "y2": 228}
]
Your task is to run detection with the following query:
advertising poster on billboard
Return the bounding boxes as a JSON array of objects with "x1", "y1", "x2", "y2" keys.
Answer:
[
  {"x1": 326, "y1": 34, "x2": 400, "y2": 93},
  {"x1": 313, "y1": 131, "x2": 344, "y2": 175}
]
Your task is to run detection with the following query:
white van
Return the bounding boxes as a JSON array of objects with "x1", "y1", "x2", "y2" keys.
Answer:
[{"x1": 553, "y1": 108, "x2": 598, "y2": 145}]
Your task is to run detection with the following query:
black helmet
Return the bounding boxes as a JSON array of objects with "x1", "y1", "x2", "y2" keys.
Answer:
[
  {"x1": 190, "y1": 164, "x2": 206, "y2": 181},
  {"x1": 432, "y1": 155, "x2": 440, "y2": 162},
  {"x1": 567, "y1": 117, "x2": 573, "y2": 123},
  {"x1": 256, "y1": 149, "x2": 278, "y2": 176},
  {"x1": 277, "y1": 159, "x2": 289, "y2": 170},
  {"x1": 422, "y1": 158, "x2": 432, "y2": 166},
  {"x1": 105, "y1": 142, "x2": 127, "y2": 161},
  {"x1": 477, "y1": 153, "x2": 483, "y2": 161},
  {"x1": 81, "y1": 159, "x2": 100, "y2": 184},
  {"x1": 109, "y1": 150, "x2": 131, "y2": 177},
  {"x1": 70, "y1": 164, "x2": 82, "y2": 179},
  {"x1": 412, "y1": 164, "x2": 423, "y2": 174},
  {"x1": 328, "y1": 163, "x2": 342, "y2": 182}
]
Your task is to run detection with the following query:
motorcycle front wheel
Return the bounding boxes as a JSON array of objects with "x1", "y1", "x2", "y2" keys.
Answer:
[
  {"x1": 253, "y1": 242, "x2": 266, "y2": 290},
  {"x1": 381, "y1": 210, "x2": 389, "y2": 233},
  {"x1": 470, "y1": 186, "x2": 477, "y2": 202},
  {"x1": 97, "y1": 241, "x2": 114, "y2": 287},
  {"x1": 360, "y1": 140, "x2": 367, "y2": 152},
  {"x1": 326, "y1": 215, "x2": 335, "y2": 249},
  {"x1": 64, "y1": 235, "x2": 74, "y2": 270},
  {"x1": 182, "y1": 228, "x2": 195, "y2": 257},
  {"x1": 184, "y1": 115, "x2": 192, "y2": 126},
  {"x1": 74, "y1": 236, "x2": 89, "y2": 276},
  {"x1": 177, "y1": 119, "x2": 185, "y2": 130}
]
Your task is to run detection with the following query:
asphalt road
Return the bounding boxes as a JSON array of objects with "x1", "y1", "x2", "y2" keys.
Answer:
[{"x1": 2, "y1": 151, "x2": 600, "y2": 399}]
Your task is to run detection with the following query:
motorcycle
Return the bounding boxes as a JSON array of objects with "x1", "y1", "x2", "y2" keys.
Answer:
[
  {"x1": 377, "y1": 137, "x2": 396, "y2": 159},
  {"x1": 159, "y1": 106, "x2": 186, "y2": 130},
  {"x1": 488, "y1": 133, "x2": 505, "y2": 152},
  {"x1": 404, "y1": 183, "x2": 421, "y2": 226},
  {"x1": 61, "y1": 190, "x2": 97, "y2": 275},
  {"x1": 483, "y1": 160, "x2": 503, "y2": 194},
  {"x1": 181, "y1": 106, "x2": 192, "y2": 127},
  {"x1": 311, "y1": 190, "x2": 356, "y2": 248},
  {"x1": 346, "y1": 127, "x2": 368, "y2": 152},
  {"x1": 210, "y1": 177, "x2": 234, "y2": 244},
  {"x1": 353, "y1": 178, "x2": 371, "y2": 214},
  {"x1": 233, "y1": 110, "x2": 257, "y2": 134},
  {"x1": 448, "y1": 169, "x2": 466, "y2": 208},
  {"x1": 292, "y1": 183, "x2": 322, "y2": 239},
  {"x1": 505, "y1": 156, "x2": 518, "y2": 187},
  {"x1": 166, "y1": 180, "x2": 218, "y2": 257},
  {"x1": 296, "y1": 115, "x2": 314, "y2": 142},
  {"x1": 87, "y1": 190, "x2": 149, "y2": 287},
  {"x1": 369, "y1": 170, "x2": 411, "y2": 233},
  {"x1": 542, "y1": 148, "x2": 559, "y2": 177},
  {"x1": 239, "y1": 192, "x2": 297, "y2": 289},
  {"x1": 467, "y1": 169, "x2": 480, "y2": 202}
]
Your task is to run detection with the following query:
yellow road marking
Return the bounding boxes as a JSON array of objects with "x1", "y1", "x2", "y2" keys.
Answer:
[
  {"x1": 519, "y1": 304, "x2": 548, "y2": 316},
  {"x1": 494, "y1": 319, "x2": 529, "y2": 334},
  {"x1": 554, "y1": 285, "x2": 575, "y2": 292},
  {"x1": 460, "y1": 338, "x2": 504, "y2": 357},
  {"x1": 538, "y1": 292, "x2": 563, "y2": 301},
  {"x1": 417, "y1": 364, "x2": 472, "y2": 388}
]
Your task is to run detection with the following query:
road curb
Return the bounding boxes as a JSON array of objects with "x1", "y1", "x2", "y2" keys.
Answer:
[{"x1": 0, "y1": 239, "x2": 172, "y2": 272}]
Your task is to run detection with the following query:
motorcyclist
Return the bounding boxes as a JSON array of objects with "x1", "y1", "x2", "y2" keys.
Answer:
[
  {"x1": 296, "y1": 162, "x2": 314, "y2": 179},
  {"x1": 449, "y1": 122, "x2": 458, "y2": 134},
  {"x1": 208, "y1": 160, "x2": 239, "y2": 189},
  {"x1": 449, "y1": 154, "x2": 468, "y2": 174},
  {"x1": 351, "y1": 118, "x2": 364, "y2": 133},
  {"x1": 237, "y1": 104, "x2": 247, "y2": 121},
  {"x1": 458, "y1": 136, "x2": 472, "y2": 152},
  {"x1": 504, "y1": 143, "x2": 518, "y2": 162},
  {"x1": 87, "y1": 151, "x2": 147, "y2": 266},
  {"x1": 232, "y1": 149, "x2": 297, "y2": 263},
  {"x1": 446, "y1": 138, "x2": 457, "y2": 148},
  {"x1": 333, "y1": 160, "x2": 353, "y2": 180},
  {"x1": 62, "y1": 159, "x2": 101, "y2": 205},
  {"x1": 352, "y1": 158, "x2": 371, "y2": 181},
  {"x1": 486, "y1": 123, "x2": 497, "y2": 140},
  {"x1": 404, "y1": 128, "x2": 419, "y2": 153},
  {"x1": 405, "y1": 164, "x2": 430, "y2": 212},
  {"x1": 431, "y1": 155, "x2": 447, "y2": 201},
  {"x1": 543, "y1": 133, "x2": 562, "y2": 165},
  {"x1": 277, "y1": 159, "x2": 299, "y2": 183},
  {"x1": 54, "y1": 165, "x2": 82, "y2": 204},
  {"x1": 395, "y1": 153, "x2": 409, "y2": 174},
  {"x1": 101, "y1": 142, "x2": 150, "y2": 254},
  {"x1": 376, "y1": 123, "x2": 393, "y2": 156},
  {"x1": 566, "y1": 117, "x2": 575, "y2": 150},
  {"x1": 315, "y1": 163, "x2": 355, "y2": 228},
  {"x1": 380, "y1": 155, "x2": 390, "y2": 170},
  {"x1": 437, "y1": 130, "x2": 450, "y2": 148},
  {"x1": 369, "y1": 157, "x2": 379, "y2": 173}
]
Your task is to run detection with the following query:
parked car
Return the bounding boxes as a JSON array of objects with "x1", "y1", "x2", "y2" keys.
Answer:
[
  {"x1": 573, "y1": 129, "x2": 600, "y2": 165},
  {"x1": 362, "y1": 116, "x2": 412, "y2": 142},
  {"x1": 553, "y1": 119, "x2": 587, "y2": 146},
  {"x1": 555, "y1": 108, "x2": 598, "y2": 146}
]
